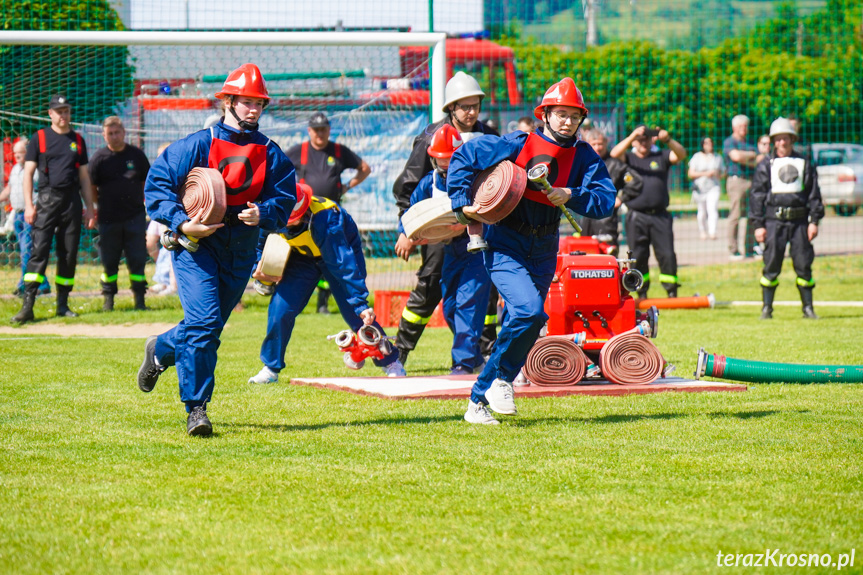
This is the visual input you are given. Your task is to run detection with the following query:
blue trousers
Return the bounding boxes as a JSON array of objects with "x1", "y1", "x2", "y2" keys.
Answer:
[
  {"x1": 471, "y1": 227, "x2": 557, "y2": 404},
  {"x1": 154, "y1": 230, "x2": 256, "y2": 411},
  {"x1": 441, "y1": 243, "x2": 491, "y2": 371},
  {"x1": 13, "y1": 213, "x2": 50, "y2": 292},
  {"x1": 261, "y1": 254, "x2": 398, "y2": 372}
]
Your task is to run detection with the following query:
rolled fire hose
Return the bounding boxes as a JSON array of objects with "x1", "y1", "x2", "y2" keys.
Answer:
[
  {"x1": 599, "y1": 330, "x2": 666, "y2": 385},
  {"x1": 179, "y1": 167, "x2": 227, "y2": 225},
  {"x1": 636, "y1": 295, "x2": 715, "y2": 310},
  {"x1": 695, "y1": 348, "x2": 863, "y2": 384},
  {"x1": 523, "y1": 336, "x2": 590, "y2": 386},
  {"x1": 401, "y1": 196, "x2": 466, "y2": 243},
  {"x1": 469, "y1": 160, "x2": 527, "y2": 224},
  {"x1": 257, "y1": 233, "x2": 292, "y2": 281}
]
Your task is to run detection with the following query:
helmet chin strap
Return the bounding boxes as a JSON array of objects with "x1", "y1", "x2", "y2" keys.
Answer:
[
  {"x1": 542, "y1": 111, "x2": 584, "y2": 144},
  {"x1": 229, "y1": 96, "x2": 260, "y2": 132}
]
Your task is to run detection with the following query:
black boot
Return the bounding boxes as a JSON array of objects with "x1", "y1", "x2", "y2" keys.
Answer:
[
  {"x1": 56, "y1": 286, "x2": 78, "y2": 318},
  {"x1": 760, "y1": 285, "x2": 776, "y2": 320},
  {"x1": 11, "y1": 284, "x2": 38, "y2": 324},
  {"x1": 398, "y1": 347, "x2": 409, "y2": 366},
  {"x1": 666, "y1": 286, "x2": 678, "y2": 298},
  {"x1": 132, "y1": 282, "x2": 148, "y2": 311},
  {"x1": 798, "y1": 285, "x2": 818, "y2": 319},
  {"x1": 101, "y1": 280, "x2": 117, "y2": 312}
]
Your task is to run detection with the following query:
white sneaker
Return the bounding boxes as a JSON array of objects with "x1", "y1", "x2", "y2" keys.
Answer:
[
  {"x1": 382, "y1": 360, "x2": 406, "y2": 377},
  {"x1": 485, "y1": 378, "x2": 517, "y2": 415},
  {"x1": 464, "y1": 400, "x2": 499, "y2": 425},
  {"x1": 248, "y1": 365, "x2": 279, "y2": 384},
  {"x1": 513, "y1": 369, "x2": 530, "y2": 387}
]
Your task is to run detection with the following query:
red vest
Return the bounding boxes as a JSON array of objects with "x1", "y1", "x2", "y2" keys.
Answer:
[
  {"x1": 514, "y1": 133, "x2": 577, "y2": 206},
  {"x1": 207, "y1": 133, "x2": 268, "y2": 206}
]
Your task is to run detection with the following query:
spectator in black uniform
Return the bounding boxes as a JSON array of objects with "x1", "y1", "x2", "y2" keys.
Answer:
[
  {"x1": 610, "y1": 125, "x2": 686, "y2": 298},
  {"x1": 285, "y1": 112, "x2": 370, "y2": 314},
  {"x1": 582, "y1": 127, "x2": 642, "y2": 252},
  {"x1": 89, "y1": 116, "x2": 151, "y2": 312},
  {"x1": 750, "y1": 117, "x2": 824, "y2": 320},
  {"x1": 392, "y1": 72, "x2": 500, "y2": 366},
  {"x1": 12, "y1": 94, "x2": 96, "y2": 324}
]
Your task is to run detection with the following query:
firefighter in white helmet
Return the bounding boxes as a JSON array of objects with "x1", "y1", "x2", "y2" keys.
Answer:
[
  {"x1": 749, "y1": 117, "x2": 824, "y2": 319},
  {"x1": 392, "y1": 71, "x2": 500, "y2": 368}
]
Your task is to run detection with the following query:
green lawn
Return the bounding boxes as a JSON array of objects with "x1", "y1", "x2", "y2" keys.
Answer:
[{"x1": 1, "y1": 256, "x2": 862, "y2": 574}]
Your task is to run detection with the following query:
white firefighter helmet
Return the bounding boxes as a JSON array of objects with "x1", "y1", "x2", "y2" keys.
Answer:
[
  {"x1": 442, "y1": 72, "x2": 486, "y2": 113},
  {"x1": 769, "y1": 117, "x2": 798, "y2": 140}
]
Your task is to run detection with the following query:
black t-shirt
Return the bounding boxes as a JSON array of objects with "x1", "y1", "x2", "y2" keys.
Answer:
[
  {"x1": 624, "y1": 149, "x2": 672, "y2": 211},
  {"x1": 285, "y1": 141, "x2": 361, "y2": 203},
  {"x1": 25, "y1": 128, "x2": 88, "y2": 191},
  {"x1": 89, "y1": 144, "x2": 151, "y2": 223}
]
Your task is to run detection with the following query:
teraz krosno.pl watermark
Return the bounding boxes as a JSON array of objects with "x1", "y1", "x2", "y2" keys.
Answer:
[{"x1": 717, "y1": 549, "x2": 855, "y2": 569}]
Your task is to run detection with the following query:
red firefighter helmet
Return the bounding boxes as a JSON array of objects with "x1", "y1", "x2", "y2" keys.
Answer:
[
  {"x1": 215, "y1": 63, "x2": 270, "y2": 102},
  {"x1": 533, "y1": 77, "x2": 588, "y2": 121},
  {"x1": 287, "y1": 182, "x2": 314, "y2": 225},
  {"x1": 427, "y1": 124, "x2": 463, "y2": 159}
]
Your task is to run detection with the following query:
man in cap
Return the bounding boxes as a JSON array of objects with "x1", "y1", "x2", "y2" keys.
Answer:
[
  {"x1": 285, "y1": 111, "x2": 370, "y2": 314},
  {"x1": 750, "y1": 117, "x2": 824, "y2": 320},
  {"x1": 447, "y1": 77, "x2": 616, "y2": 424},
  {"x1": 392, "y1": 72, "x2": 501, "y2": 367},
  {"x1": 12, "y1": 94, "x2": 96, "y2": 323}
]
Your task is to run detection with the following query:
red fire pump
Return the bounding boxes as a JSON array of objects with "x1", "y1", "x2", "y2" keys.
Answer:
[
  {"x1": 328, "y1": 325, "x2": 395, "y2": 370},
  {"x1": 544, "y1": 250, "x2": 659, "y2": 354},
  {"x1": 559, "y1": 235, "x2": 615, "y2": 256}
]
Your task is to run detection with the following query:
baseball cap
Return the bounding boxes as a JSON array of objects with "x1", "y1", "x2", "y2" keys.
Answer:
[
  {"x1": 48, "y1": 94, "x2": 71, "y2": 110},
  {"x1": 308, "y1": 112, "x2": 329, "y2": 128}
]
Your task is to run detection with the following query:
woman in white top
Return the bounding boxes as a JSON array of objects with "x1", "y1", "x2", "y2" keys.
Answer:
[{"x1": 688, "y1": 137, "x2": 725, "y2": 239}]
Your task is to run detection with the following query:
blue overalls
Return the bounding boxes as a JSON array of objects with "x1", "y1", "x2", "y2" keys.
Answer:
[
  {"x1": 145, "y1": 121, "x2": 296, "y2": 411},
  {"x1": 447, "y1": 131, "x2": 616, "y2": 405},
  {"x1": 398, "y1": 170, "x2": 491, "y2": 372},
  {"x1": 260, "y1": 197, "x2": 400, "y2": 372}
]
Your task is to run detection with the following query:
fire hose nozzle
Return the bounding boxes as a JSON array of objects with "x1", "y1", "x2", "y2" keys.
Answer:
[
  {"x1": 572, "y1": 332, "x2": 586, "y2": 347},
  {"x1": 466, "y1": 221, "x2": 488, "y2": 252},
  {"x1": 662, "y1": 363, "x2": 676, "y2": 377},
  {"x1": 586, "y1": 362, "x2": 601, "y2": 378},
  {"x1": 694, "y1": 347, "x2": 708, "y2": 380},
  {"x1": 328, "y1": 329, "x2": 356, "y2": 350},
  {"x1": 527, "y1": 164, "x2": 583, "y2": 234}
]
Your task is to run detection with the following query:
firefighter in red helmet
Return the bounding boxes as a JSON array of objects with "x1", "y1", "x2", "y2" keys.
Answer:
[
  {"x1": 137, "y1": 63, "x2": 297, "y2": 436},
  {"x1": 447, "y1": 77, "x2": 616, "y2": 424}
]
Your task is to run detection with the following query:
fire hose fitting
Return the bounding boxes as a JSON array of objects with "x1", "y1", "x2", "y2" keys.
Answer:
[{"x1": 328, "y1": 326, "x2": 391, "y2": 371}]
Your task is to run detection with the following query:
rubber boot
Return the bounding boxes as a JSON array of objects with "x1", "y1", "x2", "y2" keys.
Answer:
[
  {"x1": 760, "y1": 285, "x2": 776, "y2": 320},
  {"x1": 56, "y1": 286, "x2": 78, "y2": 318},
  {"x1": 132, "y1": 282, "x2": 148, "y2": 311},
  {"x1": 11, "y1": 284, "x2": 38, "y2": 324},
  {"x1": 398, "y1": 348, "x2": 409, "y2": 366},
  {"x1": 798, "y1": 285, "x2": 818, "y2": 319},
  {"x1": 103, "y1": 293, "x2": 115, "y2": 312},
  {"x1": 665, "y1": 286, "x2": 678, "y2": 298},
  {"x1": 637, "y1": 281, "x2": 649, "y2": 300}
]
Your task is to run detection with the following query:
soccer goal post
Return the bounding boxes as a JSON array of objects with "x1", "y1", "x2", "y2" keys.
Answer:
[{"x1": 0, "y1": 30, "x2": 449, "y2": 294}]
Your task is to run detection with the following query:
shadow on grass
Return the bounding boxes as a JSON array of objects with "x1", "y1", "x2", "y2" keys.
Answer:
[
  {"x1": 221, "y1": 414, "x2": 464, "y2": 432},
  {"x1": 219, "y1": 409, "x2": 797, "y2": 433}
]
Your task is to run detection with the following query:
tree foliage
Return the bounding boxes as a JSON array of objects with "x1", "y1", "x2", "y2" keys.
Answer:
[
  {"x1": 0, "y1": 1, "x2": 134, "y2": 127},
  {"x1": 502, "y1": 0, "x2": 863, "y2": 148}
]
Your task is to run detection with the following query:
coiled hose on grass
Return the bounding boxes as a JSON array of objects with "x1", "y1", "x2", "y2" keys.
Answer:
[
  {"x1": 523, "y1": 337, "x2": 594, "y2": 386},
  {"x1": 695, "y1": 348, "x2": 863, "y2": 383}
]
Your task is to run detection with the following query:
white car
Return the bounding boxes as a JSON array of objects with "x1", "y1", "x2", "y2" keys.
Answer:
[{"x1": 813, "y1": 143, "x2": 863, "y2": 216}]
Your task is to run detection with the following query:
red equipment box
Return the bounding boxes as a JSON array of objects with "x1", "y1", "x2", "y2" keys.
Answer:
[
  {"x1": 374, "y1": 290, "x2": 447, "y2": 329},
  {"x1": 545, "y1": 253, "x2": 638, "y2": 352}
]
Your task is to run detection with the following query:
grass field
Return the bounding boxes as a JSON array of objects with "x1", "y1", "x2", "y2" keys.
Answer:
[{"x1": 1, "y1": 255, "x2": 862, "y2": 574}]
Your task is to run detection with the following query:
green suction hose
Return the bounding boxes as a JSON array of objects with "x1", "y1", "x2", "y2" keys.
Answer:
[{"x1": 695, "y1": 348, "x2": 863, "y2": 384}]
